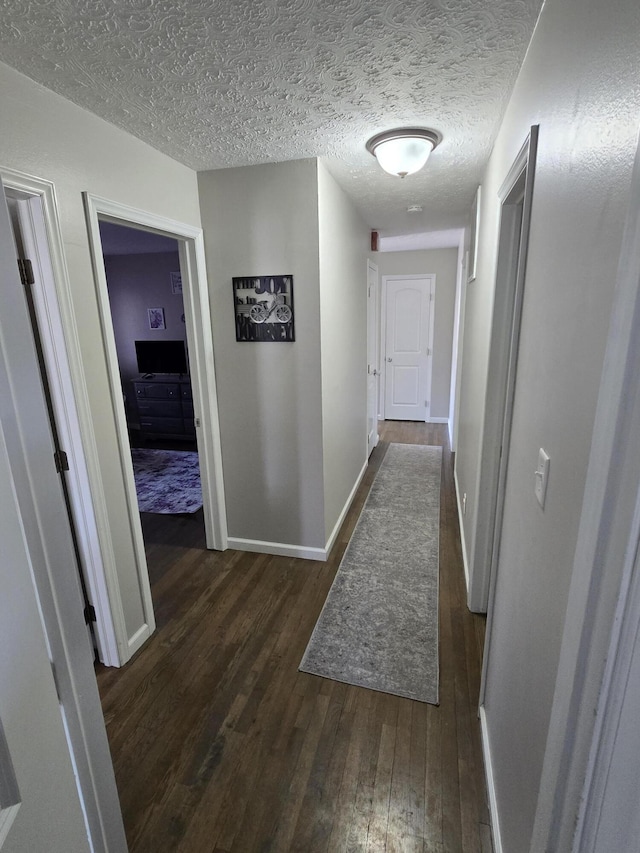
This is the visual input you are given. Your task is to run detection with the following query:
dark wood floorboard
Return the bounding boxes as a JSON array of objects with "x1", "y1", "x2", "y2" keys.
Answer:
[{"x1": 96, "y1": 422, "x2": 491, "y2": 852}]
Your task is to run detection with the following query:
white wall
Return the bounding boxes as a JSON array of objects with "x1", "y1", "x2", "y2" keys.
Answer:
[
  {"x1": 376, "y1": 248, "x2": 458, "y2": 419},
  {"x1": 198, "y1": 160, "x2": 326, "y2": 550},
  {"x1": 452, "y1": 0, "x2": 640, "y2": 849},
  {"x1": 0, "y1": 61, "x2": 202, "y2": 645},
  {"x1": 317, "y1": 161, "x2": 369, "y2": 541}
]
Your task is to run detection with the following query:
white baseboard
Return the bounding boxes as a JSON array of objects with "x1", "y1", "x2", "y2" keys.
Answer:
[
  {"x1": 227, "y1": 460, "x2": 369, "y2": 565},
  {"x1": 426, "y1": 416, "x2": 449, "y2": 423},
  {"x1": 324, "y1": 459, "x2": 368, "y2": 558},
  {"x1": 226, "y1": 537, "x2": 327, "y2": 562},
  {"x1": 448, "y1": 418, "x2": 453, "y2": 448},
  {"x1": 479, "y1": 705, "x2": 503, "y2": 853},
  {"x1": 454, "y1": 467, "x2": 471, "y2": 595}
]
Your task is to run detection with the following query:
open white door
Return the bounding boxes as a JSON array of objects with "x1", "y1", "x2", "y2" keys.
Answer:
[
  {"x1": 383, "y1": 275, "x2": 435, "y2": 421},
  {"x1": 0, "y1": 180, "x2": 126, "y2": 851}
]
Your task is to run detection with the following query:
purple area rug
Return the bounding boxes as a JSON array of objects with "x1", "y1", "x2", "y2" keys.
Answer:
[{"x1": 130, "y1": 448, "x2": 203, "y2": 514}]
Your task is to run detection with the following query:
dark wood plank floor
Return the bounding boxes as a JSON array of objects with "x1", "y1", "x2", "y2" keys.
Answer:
[{"x1": 96, "y1": 422, "x2": 492, "y2": 852}]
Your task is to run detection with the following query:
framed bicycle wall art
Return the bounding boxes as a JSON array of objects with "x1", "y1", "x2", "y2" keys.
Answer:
[{"x1": 232, "y1": 275, "x2": 295, "y2": 342}]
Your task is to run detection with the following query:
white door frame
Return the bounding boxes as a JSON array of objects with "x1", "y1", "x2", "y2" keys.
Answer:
[
  {"x1": 0, "y1": 176, "x2": 127, "y2": 851},
  {"x1": 366, "y1": 259, "x2": 379, "y2": 456},
  {"x1": 471, "y1": 126, "x2": 539, "y2": 618},
  {"x1": 449, "y1": 233, "x2": 467, "y2": 451},
  {"x1": 1, "y1": 168, "x2": 121, "y2": 666},
  {"x1": 83, "y1": 193, "x2": 228, "y2": 660},
  {"x1": 381, "y1": 273, "x2": 436, "y2": 422}
]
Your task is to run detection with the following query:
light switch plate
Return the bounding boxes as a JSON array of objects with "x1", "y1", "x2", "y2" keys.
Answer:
[{"x1": 535, "y1": 448, "x2": 550, "y2": 508}]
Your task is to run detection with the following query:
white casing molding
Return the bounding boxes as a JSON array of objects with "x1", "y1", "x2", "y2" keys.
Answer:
[
  {"x1": 454, "y1": 466, "x2": 471, "y2": 596},
  {"x1": 471, "y1": 126, "x2": 539, "y2": 618},
  {"x1": 83, "y1": 193, "x2": 228, "y2": 663},
  {"x1": 0, "y1": 173, "x2": 127, "y2": 852},
  {"x1": 449, "y1": 235, "x2": 467, "y2": 453},
  {"x1": 1, "y1": 168, "x2": 121, "y2": 666},
  {"x1": 480, "y1": 706, "x2": 504, "y2": 853}
]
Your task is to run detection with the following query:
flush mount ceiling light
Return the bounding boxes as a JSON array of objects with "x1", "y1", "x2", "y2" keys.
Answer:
[{"x1": 366, "y1": 128, "x2": 441, "y2": 178}]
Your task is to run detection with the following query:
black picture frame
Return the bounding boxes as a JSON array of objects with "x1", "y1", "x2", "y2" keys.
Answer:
[{"x1": 232, "y1": 275, "x2": 295, "y2": 342}]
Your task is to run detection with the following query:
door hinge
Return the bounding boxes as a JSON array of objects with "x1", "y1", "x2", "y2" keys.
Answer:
[
  {"x1": 17, "y1": 258, "x2": 35, "y2": 286},
  {"x1": 425, "y1": 400, "x2": 429, "y2": 408},
  {"x1": 50, "y1": 662, "x2": 61, "y2": 701},
  {"x1": 84, "y1": 604, "x2": 97, "y2": 624},
  {"x1": 54, "y1": 449, "x2": 69, "y2": 473}
]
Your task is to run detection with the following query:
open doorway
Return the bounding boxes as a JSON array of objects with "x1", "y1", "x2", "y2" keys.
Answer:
[
  {"x1": 98, "y1": 220, "x2": 210, "y2": 596},
  {"x1": 82, "y1": 192, "x2": 228, "y2": 663},
  {"x1": 99, "y1": 222, "x2": 204, "y2": 519}
]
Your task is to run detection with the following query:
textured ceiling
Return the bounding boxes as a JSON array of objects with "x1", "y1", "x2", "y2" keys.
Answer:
[{"x1": 0, "y1": 0, "x2": 543, "y2": 237}]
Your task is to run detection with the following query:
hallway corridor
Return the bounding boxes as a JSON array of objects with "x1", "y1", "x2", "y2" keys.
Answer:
[{"x1": 96, "y1": 422, "x2": 491, "y2": 852}]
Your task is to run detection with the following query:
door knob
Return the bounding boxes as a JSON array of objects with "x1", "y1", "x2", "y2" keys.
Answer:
[{"x1": 387, "y1": 357, "x2": 393, "y2": 362}]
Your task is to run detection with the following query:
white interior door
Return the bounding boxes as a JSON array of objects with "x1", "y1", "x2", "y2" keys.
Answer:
[
  {"x1": 367, "y1": 260, "x2": 379, "y2": 456},
  {"x1": 383, "y1": 275, "x2": 434, "y2": 421}
]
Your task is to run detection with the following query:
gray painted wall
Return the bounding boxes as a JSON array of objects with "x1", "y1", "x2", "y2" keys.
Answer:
[
  {"x1": 317, "y1": 161, "x2": 369, "y2": 541},
  {"x1": 453, "y1": 0, "x2": 640, "y2": 848},
  {"x1": 376, "y1": 248, "x2": 457, "y2": 419},
  {"x1": 198, "y1": 160, "x2": 326, "y2": 549}
]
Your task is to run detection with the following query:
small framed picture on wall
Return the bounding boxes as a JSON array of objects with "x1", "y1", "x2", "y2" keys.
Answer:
[
  {"x1": 170, "y1": 271, "x2": 182, "y2": 294},
  {"x1": 148, "y1": 307, "x2": 166, "y2": 330}
]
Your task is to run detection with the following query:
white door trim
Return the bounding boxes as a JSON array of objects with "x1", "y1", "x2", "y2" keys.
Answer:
[
  {"x1": 1, "y1": 168, "x2": 121, "y2": 667},
  {"x1": 82, "y1": 193, "x2": 228, "y2": 660},
  {"x1": 0, "y1": 176, "x2": 127, "y2": 852},
  {"x1": 471, "y1": 126, "x2": 539, "y2": 618},
  {"x1": 366, "y1": 259, "x2": 379, "y2": 456},
  {"x1": 381, "y1": 273, "x2": 435, "y2": 422},
  {"x1": 449, "y1": 234, "x2": 467, "y2": 450}
]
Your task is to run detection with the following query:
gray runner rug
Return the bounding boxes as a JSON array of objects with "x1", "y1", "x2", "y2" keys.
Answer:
[{"x1": 300, "y1": 443, "x2": 441, "y2": 704}]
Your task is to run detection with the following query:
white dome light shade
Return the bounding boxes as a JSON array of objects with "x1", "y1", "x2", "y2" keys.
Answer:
[{"x1": 366, "y1": 128, "x2": 441, "y2": 178}]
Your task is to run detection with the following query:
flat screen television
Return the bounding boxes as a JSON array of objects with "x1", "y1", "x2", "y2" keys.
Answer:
[{"x1": 135, "y1": 340, "x2": 188, "y2": 375}]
